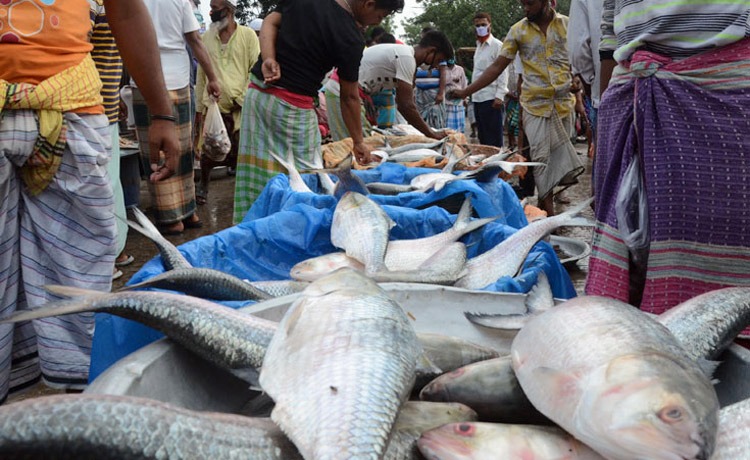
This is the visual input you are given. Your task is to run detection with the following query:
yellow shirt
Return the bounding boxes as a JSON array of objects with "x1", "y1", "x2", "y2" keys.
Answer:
[
  {"x1": 500, "y1": 12, "x2": 575, "y2": 118},
  {"x1": 195, "y1": 25, "x2": 260, "y2": 116}
]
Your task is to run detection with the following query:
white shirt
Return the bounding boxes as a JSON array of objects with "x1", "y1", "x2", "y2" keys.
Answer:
[
  {"x1": 325, "y1": 44, "x2": 416, "y2": 96},
  {"x1": 139, "y1": 0, "x2": 200, "y2": 90},
  {"x1": 471, "y1": 34, "x2": 509, "y2": 103},
  {"x1": 568, "y1": 0, "x2": 602, "y2": 107}
]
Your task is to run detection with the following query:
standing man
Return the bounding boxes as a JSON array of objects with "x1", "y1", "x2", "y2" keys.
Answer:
[
  {"x1": 232, "y1": 0, "x2": 404, "y2": 224},
  {"x1": 134, "y1": 0, "x2": 221, "y2": 235},
  {"x1": 0, "y1": 0, "x2": 179, "y2": 403},
  {"x1": 451, "y1": 0, "x2": 583, "y2": 216},
  {"x1": 194, "y1": 0, "x2": 261, "y2": 205},
  {"x1": 470, "y1": 12, "x2": 509, "y2": 148}
]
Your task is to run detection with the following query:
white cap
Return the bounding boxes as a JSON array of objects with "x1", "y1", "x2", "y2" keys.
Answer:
[
  {"x1": 226, "y1": 0, "x2": 237, "y2": 6},
  {"x1": 249, "y1": 18, "x2": 263, "y2": 32}
]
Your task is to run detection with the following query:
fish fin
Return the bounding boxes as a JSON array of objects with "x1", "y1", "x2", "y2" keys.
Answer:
[
  {"x1": 563, "y1": 217, "x2": 596, "y2": 227},
  {"x1": 697, "y1": 359, "x2": 721, "y2": 379},
  {"x1": 525, "y1": 272, "x2": 555, "y2": 314},
  {"x1": 127, "y1": 207, "x2": 164, "y2": 243},
  {"x1": 43, "y1": 285, "x2": 102, "y2": 299},
  {"x1": 0, "y1": 291, "x2": 102, "y2": 324},
  {"x1": 557, "y1": 197, "x2": 594, "y2": 221},
  {"x1": 268, "y1": 150, "x2": 292, "y2": 171},
  {"x1": 464, "y1": 311, "x2": 530, "y2": 330},
  {"x1": 416, "y1": 352, "x2": 443, "y2": 376},
  {"x1": 531, "y1": 366, "x2": 582, "y2": 399},
  {"x1": 228, "y1": 367, "x2": 261, "y2": 386}
]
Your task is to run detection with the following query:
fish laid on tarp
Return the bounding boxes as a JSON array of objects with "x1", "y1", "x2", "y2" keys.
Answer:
[
  {"x1": 419, "y1": 356, "x2": 549, "y2": 424},
  {"x1": 464, "y1": 272, "x2": 554, "y2": 330},
  {"x1": 388, "y1": 148, "x2": 444, "y2": 164},
  {"x1": 384, "y1": 401, "x2": 477, "y2": 460},
  {"x1": 712, "y1": 397, "x2": 750, "y2": 460},
  {"x1": 259, "y1": 268, "x2": 423, "y2": 459},
  {"x1": 268, "y1": 149, "x2": 313, "y2": 194},
  {"x1": 417, "y1": 422, "x2": 604, "y2": 460},
  {"x1": 384, "y1": 198, "x2": 495, "y2": 272},
  {"x1": 512, "y1": 296, "x2": 719, "y2": 460},
  {"x1": 0, "y1": 287, "x2": 277, "y2": 370},
  {"x1": 120, "y1": 267, "x2": 271, "y2": 301},
  {"x1": 0, "y1": 394, "x2": 302, "y2": 460},
  {"x1": 455, "y1": 198, "x2": 593, "y2": 290},
  {"x1": 297, "y1": 155, "x2": 337, "y2": 196},
  {"x1": 657, "y1": 287, "x2": 750, "y2": 360},
  {"x1": 127, "y1": 207, "x2": 191, "y2": 271},
  {"x1": 373, "y1": 242, "x2": 468, "y2": 286},
  {"x1": 330, "y1": 192, "x2": 394, "y2": 274},
  {"x1": 364, "y1": 181, "x2": 416, "y2": 196},
  {"x1": 290, "y1": 252, "x2": 365, "y2": 282}
]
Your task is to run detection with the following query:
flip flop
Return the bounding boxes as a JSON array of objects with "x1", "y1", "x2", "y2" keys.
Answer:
[
  {"x1": 183, "y1": 216, "x2": 203, "y2": 229},
  {"x1": 115, "y1": 254, "x2": 135, "y2": 267},
  {"x1": 113, "y1": 269, "x2": 123, "y2": 281}
]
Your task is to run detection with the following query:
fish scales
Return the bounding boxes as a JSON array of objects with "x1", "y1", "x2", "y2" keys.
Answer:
[
  {"x1": 331, "y1": 192, "x2": 393, "y2": 274},
  {"x1": 512, "y1": 296, "x2": 719, "y2": 460},
  {"x1": 121, "y1": 267, "x2": 272, "y2": 301},
  {"x1": 713, "y1": 398, "x2": 750, "y2": 459},
  {"x1": 260, "y1": 269, "x2": 421, "y2": 459},
  {"x1": 0, "y1": 394, "x2": 302, "y2": 459}
]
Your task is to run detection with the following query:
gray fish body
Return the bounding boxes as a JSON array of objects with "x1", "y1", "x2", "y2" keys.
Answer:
[
  {"x1": 374, "y1": 243, "x2": 468, "y2": 286},
  {"x1": 259, "y1": 269, "x2": 422, "y2": 459},
  {"x1": 365, "y1": 182, "x2": 416, "y2": 195},
  {"x1": 385, "y1": 139, "x2": 446, "y2": 155},
  {"x1": 127, "y1": 207, "x2": 191, "y2": 271},
  {"x1": 0, "y1": 394, "x2": 302, "y2": 460},
  {"x1": 1, "y1": 288, "x2": 277, "y2": 370},
  {"x1": 121, "y1": 267, "x2": 272, "y2": 301},
  {"x1": 657, "y1": 287, "x2": 750, "y2": 360},
  {"x1": 455, "y1": 199, "x2": 592, "y2": 290},
  {"x1": 413, "y1": 333, "x2": 500, "y2": 392},
  {"x1": 419, "y1": 356, "x2": 549, "y2": 424},
  {"x1": 384, "y1": 401, "x2": 477, "y2": 460},
  {"x1": 249, "y1": 280, "x2": 310, "y2": 297},
  {"x1": 713, "y1": 398, "x2": 750, "y2": 460},
  {"x1": 331, "y1": 192, "x2": 394, "y2": 274}
]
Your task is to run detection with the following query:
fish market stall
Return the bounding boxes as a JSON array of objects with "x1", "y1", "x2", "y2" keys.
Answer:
[{"x1": 90, "y1": 164, "x2": 576, "y2": 380}]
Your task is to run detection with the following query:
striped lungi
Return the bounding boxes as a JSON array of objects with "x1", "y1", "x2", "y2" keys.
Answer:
[
  {"x1": 133, "y1": 86, "x2": 196, "y2": 225},
  {"x1": 523, "y1": 109, "x2": 584, "y2": 201},
  {"x1": 415, "y1": 87, "x2": 446, "y2": 130},
  {"x1": 0, "y1": 110, "x2": 116, "y2": 402},
  {"x1": 324, "y1": 90, "x2": 372, "y2": 142},
  {"x1": 586, "y1": 39, "x2": 750, "y2": 336},
  {"x1": 445, "y1": 100, "x2": 465, "y2": 133},
  {"x1": 233, "y1": 86, "x2": 322, "y2": 224}
]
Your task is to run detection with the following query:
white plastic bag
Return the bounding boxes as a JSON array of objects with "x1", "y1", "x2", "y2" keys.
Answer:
[
  {"x1": 201, "y1": 99, "x2": 231, "y2": 162},
  {"x1": 615, "y1": 153, "x2": 650, "y2": 255}
]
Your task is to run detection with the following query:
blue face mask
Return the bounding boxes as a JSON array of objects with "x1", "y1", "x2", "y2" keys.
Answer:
[{"x1": 475, "y1": 25, "x2": 489, "y2": 37}]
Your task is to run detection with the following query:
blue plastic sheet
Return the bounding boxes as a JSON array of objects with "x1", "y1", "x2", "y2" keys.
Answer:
[{"x1": 90, "y1": 164, "x2": 576, "y2": 381}]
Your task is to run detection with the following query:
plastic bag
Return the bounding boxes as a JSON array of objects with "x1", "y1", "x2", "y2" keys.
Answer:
[
  {"x1": 201, "y1": 99, "x2": 231, "y2": 162},
  {"x1": 615, "y1": 153, "x2": 650, "y2": 254}
]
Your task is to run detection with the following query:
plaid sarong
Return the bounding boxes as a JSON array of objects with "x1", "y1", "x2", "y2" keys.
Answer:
[
  {"x1": 586, "y1": 39, "x2": 750, "y2": 336},
  {"x1": 233, "y1": 86, "x2": 321, "y2": 224},
  {"x1": 445, "y1": 100, "x2": 465, "y2": 133},
  {"x1": 133, "y1": 86, "x2": 196, "y2": 225},
  {"x1": 324, "y1": 90, "x2": 372, "y2": 142}
]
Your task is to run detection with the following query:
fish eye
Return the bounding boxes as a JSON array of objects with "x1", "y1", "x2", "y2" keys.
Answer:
[
  {"x1": 454, "y1": 423, "x2": 475, "y2": 437},
  {"x1": 658, "y1": 406, "x2": 684, "y2": 423}
]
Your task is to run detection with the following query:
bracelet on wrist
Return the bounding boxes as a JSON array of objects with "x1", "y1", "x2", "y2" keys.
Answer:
[{"x1": 151, "y1": 114, "x2": 177, "y2": 122}]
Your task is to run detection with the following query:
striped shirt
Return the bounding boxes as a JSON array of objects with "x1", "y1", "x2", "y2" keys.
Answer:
[
  {"x1": 601, "y1": 0, "x2": 750, "y2": 63},
  {"x1": 89, "y1": 0, "x2": 123, "y2": 124}
]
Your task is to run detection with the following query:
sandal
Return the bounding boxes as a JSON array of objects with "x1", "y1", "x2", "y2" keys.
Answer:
[
  {"x1": 183, "y1": 215, "x2": 203, "y2": 229},
  {"x1": 115, "y1": 253, "x2": 135, "y2": 267}
]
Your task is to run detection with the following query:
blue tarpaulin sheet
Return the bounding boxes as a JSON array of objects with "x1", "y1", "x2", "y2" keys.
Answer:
[{"x1": 90, "y1": 163, "x2": 576, "y2": 381}]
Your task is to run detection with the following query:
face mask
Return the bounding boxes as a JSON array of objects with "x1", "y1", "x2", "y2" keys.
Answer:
[
  {"x1": 210, "y1": 8, "x2": 227, "y2": 23},
  {"x1": 475, "y1": 25, "x2": 489, "y2": 37}
]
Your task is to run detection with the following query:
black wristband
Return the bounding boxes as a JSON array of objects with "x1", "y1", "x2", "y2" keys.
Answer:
[{"x1": 151, "y1": 114, "x2": 177, "y2": 122}]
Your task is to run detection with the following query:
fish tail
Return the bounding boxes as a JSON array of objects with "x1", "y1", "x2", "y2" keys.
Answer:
[
  {"x1": 268, "y1": 150, "x2": 292, "y2": 173},
  {"x1": 555, "y1": 197, "x2": 594, "y2": 227},
  {"x1": 0, "y1": 286, "x2": 103, "y2": 324},
  {"x1": 127, "y1": 207, "x2": 168, "y2": 246}
]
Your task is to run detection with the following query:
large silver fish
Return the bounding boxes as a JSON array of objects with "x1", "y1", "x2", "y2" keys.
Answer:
[
  {"x1": 455, "y1": 198, "x2": 593, "y2": 290},
  {"x1": 384, "y1": 198, "x2": 495, "y2": 272},
  {"x1": 290, "y1": 252, "x2": 365, "y2": 282},
  {"x1": 384, "y1": 401, "x2": 477, "y2": 460},
  {"x1": 330, "y1": 192, "x2": 394, "y2": 274},
  {"x1": 268, "y1": 149, "x2": 313, "y2": 194},
  {"x1": 259, "y1": 268, "x2": 422, "y2": 459},
  {"x1": 120, "y1": 267, "x2": 272, "y2": 301},
  {"x1": 0, "y1": 394, "x2": 302, "y2": 459},
  {"x1": 417, "y1": 422, "x2": 604, "y2": 460},
  {"x1": 373, "y1": 242, "x2": 468, "y2": 286},
  {"x1": 512, "y1": 296, "x2": 719, "y2": 460},
  {"x1": 127, "y1": 207, "x2": 191, "y2": 271},
  {"x1": 418, "y1": 356, "x2": 548, "y2": 424},
  {"x1": 657, "y1": 287, "x2": 750, "y2": 360},
  {"x1": 712, "y1": 397, "x2": 750, "y2": 460},
  {"x1": 0, "y1": 286, "x2": 277, "y2": 370}
]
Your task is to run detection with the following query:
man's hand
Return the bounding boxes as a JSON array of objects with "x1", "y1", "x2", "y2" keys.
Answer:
[
  {"x1": 262, "y1": 58, "x2": 281, "y2": 83},
  {"x1": 207, "y1": 80, "x2": 221, "y2": 99},
  {"x1": 148, "y1": 119, "x2": 180, "y2": 182},
  {"x1": 492, "y1": 98, "x2": 504, "y2": 110},
  {"x1": 447, "y1": 89, "x2": 466, "y2": 100},
  {"x1": 352, "y1": 142, "x2": 373, "y2": 165},
  {"x1": 435, "y1": 92, "x2": 444, "y2": 104},
  {"x1": 429, "y1": 130, "x2": 448, "y2": 140}
]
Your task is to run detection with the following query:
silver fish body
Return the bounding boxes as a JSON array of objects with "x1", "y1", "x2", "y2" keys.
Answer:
[
  {"x1": 419, "y1": 356, "x2": 548, "y2": 424},
  {"x1": 249, "y1": 280, "x2": 310, "y2": 297},
  {"x1": 373, "y1": 243, "x2": 468, "y2": 286},
  {"x1": 712, "y1": 398, "x2": 750, "y2": 460},
  {"x1": 268, "y1": 149, "x2": 313, "y2": 194},
  {"x1": 0, "y1": 394, "x2": 302, "y2": 460},
  {"x1": 512, "y1": 296, "x2": 719, "y2": 460},
  {"x1": 120, "y1": 267, "x2": 272, "y2": 301},
  {"x1": 418, "y1": 422, "x2": 605, "y2": 460},
  {"x1": 657, "y1": 287, "x2": 750, "y2": 360},
  {"x1": 259, "y1": 268, "x2": 422, "y2": 459},
  {"x1": 127, "y1": 207, "x2": 191, "y2": 271},
  {"x1": 290, "y1": 252, "x2": 365, "y2": 282},
  {"x1": 365, "y1": 182, "x2": 416, "y2": 196},
  {"x1": 384, "y1": 401, "x2": 477, "y2": 460},
  {"x1": 455, "y1": 198, "x2": 592, "y2": 290},
  {"x1": 330, "y1": 192, "x2": 394, "y2": 274}
]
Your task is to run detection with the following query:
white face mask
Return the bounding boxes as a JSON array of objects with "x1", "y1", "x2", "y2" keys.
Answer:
[{"x1": 475, "y1": 25, "x2": 489, "y2": 37}]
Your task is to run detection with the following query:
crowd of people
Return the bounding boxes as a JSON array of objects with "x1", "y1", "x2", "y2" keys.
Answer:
[{"x1": 0, "y1": 0, "x2": 748, "y2": 404}]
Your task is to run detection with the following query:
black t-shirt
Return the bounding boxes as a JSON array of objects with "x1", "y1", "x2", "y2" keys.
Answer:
[{"x1": 252, "y1": 0, "x2": 365, "y2": 97}]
